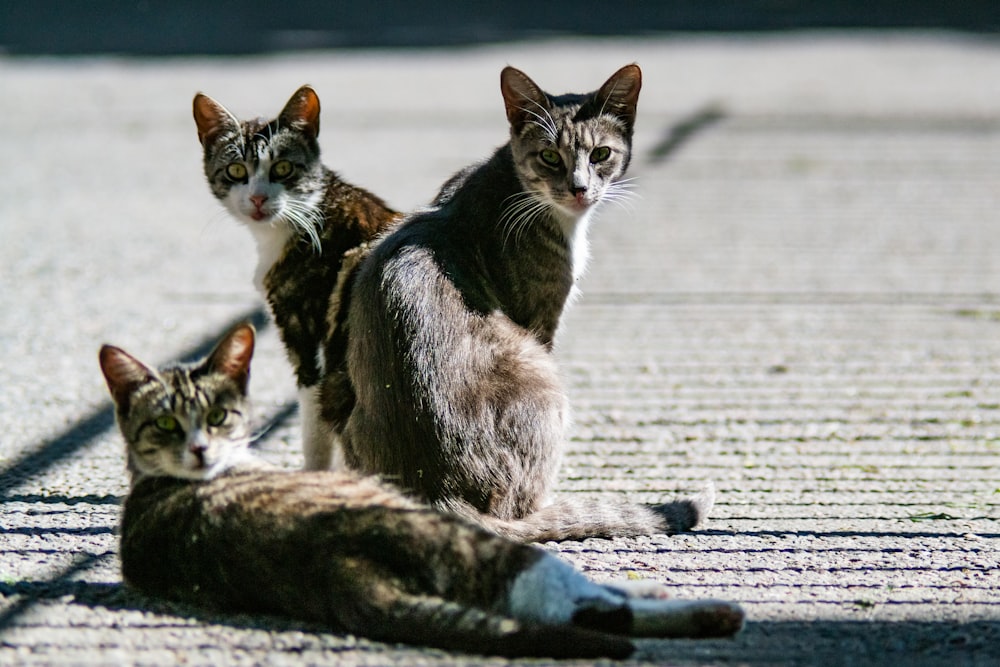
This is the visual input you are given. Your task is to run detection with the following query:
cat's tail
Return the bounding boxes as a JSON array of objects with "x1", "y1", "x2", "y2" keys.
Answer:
[
  {"x1": 363, "y1": 593, "x2": 635, "y2": 659},
  {"x1": 445, "y1": 482, "x2": 715, "y2": 543}
]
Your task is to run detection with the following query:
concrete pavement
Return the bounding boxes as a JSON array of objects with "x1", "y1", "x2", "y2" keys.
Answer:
[{"x1": 1, "y1": 33, "x2": 999, "y2": 665}]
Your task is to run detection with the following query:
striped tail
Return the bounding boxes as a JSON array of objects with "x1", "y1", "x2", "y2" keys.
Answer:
[{"x1": 443, "y1": 482, "x2": 715, "y2": 542}]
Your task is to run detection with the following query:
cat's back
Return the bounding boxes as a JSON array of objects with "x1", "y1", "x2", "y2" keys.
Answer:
[
  {"x1": 120, "y1": 470, "x2": 429, "y2": 597},
  {"x1": 351, "y1": 147, "x2": 516, "y2": 310},
  {"x1": 319, "y1": 168, "x2": 400, "y2": 240}
]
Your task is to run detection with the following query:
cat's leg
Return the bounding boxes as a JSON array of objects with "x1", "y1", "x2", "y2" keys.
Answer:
[
  {"x1": 504, "y1": 552, "x2": 631, "y2": 630},
  {"x1": 298, "y1": 385, "x2": 340, "y2": 470},
  {"x1": 615, "y1": 596, "x2": 745, "y2": 638},
  {"x1": 505, "y1": 553, "x2": 744, "y2": 639},
  {"x1": 336, "y1": 578, "x2": 633, "y2": 658}
]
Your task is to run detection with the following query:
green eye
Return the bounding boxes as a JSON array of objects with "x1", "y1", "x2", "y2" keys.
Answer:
[
  {"x1": 205, "y1": 407, "x2": 227, "y2": 427},
  {"x1": 154, "y1": 415, "x2": 179, "y2": 432},
  {"x1": 590, "y1": 146, "x2": 611, "y2": 163},
  {"x1": 225, "y1": 163, "x2": 248, "y2": 181},
  {"x1": 270, "y1": 160, "x2": 293, "y2": 180},
  {"x1": 539, "y1": 149, "x2": 561, "y2": 166}
]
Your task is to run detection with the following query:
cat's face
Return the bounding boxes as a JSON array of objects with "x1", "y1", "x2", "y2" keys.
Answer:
[
  {"x1": 193, "y1": 86, "x2": 326, "y2": 247},
  {"x1": 99, "y1": 324, "x2": 256, "y2": 482},
  {"x1": 502, "y1": 64, "x2": 641, "y2": 220}
]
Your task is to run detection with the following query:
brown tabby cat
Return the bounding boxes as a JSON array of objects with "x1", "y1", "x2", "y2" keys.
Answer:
[
  {"x1": 193, "y1": 85, "x2": 400, "y2": 471},
  {"x1": 98, "y1": 324, "x2": 745, "y2": 658},
  {"x1": 342, "y1": 64, "x2": 716, "y2": 540}
]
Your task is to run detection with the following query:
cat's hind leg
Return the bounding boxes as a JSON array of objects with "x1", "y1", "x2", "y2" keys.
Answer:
[
  {"x1": 618, "y1": 597, "x2": 745, "y2": 638},
  {"x1": 344, "y1": 584, "x2": 633, "y2": 658},
  {"x1": 506, "y1": 553, "x2": 744, "y2": 639}
]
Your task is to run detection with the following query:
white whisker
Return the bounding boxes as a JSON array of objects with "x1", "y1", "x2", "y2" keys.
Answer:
[
  {"x1": 281, "y1": 199, "x2": 324, "y2": 253},
  {"x1": 601, "y1": 180, "x2": 641, "y2": 214},
  {"x1": 499, "y1": 191, "x2": 551, "y2": 251}
]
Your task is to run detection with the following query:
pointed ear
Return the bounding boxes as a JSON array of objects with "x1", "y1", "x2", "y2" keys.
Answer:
[
  {"x1": 193, "y1": 92, "x2": 240, "y2": 146},
  {"x1": 500, "y1": 66, "x2": 551, "y2": 132},
  {"x1": 206, "y1": 323, "x2": 255, "y2": 392},
  {"x1": 278, "y1": 85, "x2": 321, "y2": 138},
  {"x1": 99, "y1": 345, "x2": 155, "y2": 409},
  {"x1": 596, "y1": 63, "x2": 642, "y2": 131}
]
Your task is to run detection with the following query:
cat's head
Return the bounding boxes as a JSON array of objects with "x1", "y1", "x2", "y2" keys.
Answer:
[
  {"x1": 193, "y1": 86, "x2": 326, "y2": 249},
  {"x1": 99, "y1": 323, "x2": 257, "y2": 483},
  {"x1": 501, "y1": 64, "x2": 641, "y2": 220}
]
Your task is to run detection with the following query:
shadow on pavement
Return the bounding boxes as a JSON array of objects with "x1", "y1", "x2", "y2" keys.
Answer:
[{"x1": 2, "y1": 562, "x2": 998, "y2": 663}]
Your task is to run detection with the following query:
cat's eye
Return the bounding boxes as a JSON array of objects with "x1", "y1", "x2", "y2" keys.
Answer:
[
  {"x1": 539, "y1": 149, "x2": 561, "y2": 167},
  {"x1": 205, "y1": 407, "x2": 227, "y2": 427},
  {"x1": 226, "y1": 163, "x2": 248, "y2": 181},
  {"x1": 590, "y1": 146, "x2": 612, "y2": 163},
  {"x1": 154, "y1": 415, "x2": 180, "y2": 433},
  {"x1": 270, "y1": 160, "x2": 293, "y2": 180}
]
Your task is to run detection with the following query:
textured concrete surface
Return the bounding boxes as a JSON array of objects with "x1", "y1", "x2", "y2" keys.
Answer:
[{"x1": 2, "y1": 33, "x2": 999, "y2": 665}]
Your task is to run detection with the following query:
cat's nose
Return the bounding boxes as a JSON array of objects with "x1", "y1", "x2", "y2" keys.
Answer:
[
  {"x1": 249, "y1": 194, "x2": 268, "y2": 209},
  {"x1": 188, "y1": 442, "x2": 208, "y2": 466}
]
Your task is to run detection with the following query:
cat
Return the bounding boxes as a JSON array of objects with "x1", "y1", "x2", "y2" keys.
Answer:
[
  {"x1": 341, "y1": 64, "x2": 716, "y2": 541},
  {"x1": 193, "y1": 85, "x2": 401, "y2": 471},
  {"x1": 98, "y1": 323, "x2": 745, "y2": 658}
]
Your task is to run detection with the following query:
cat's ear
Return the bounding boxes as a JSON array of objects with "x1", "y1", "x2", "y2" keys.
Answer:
[
  {"x1": 193, "y1": 93, "x2": 240, "y2": 146},
  {"x1": 206, "y1": 323, "x2": 255, "y2": 392},
  {"x1": 99, "y1": 345, "x2": 156, "y2": 409},
  {"x1": 500, "y1": 66, "x2": 551, "y2": 132},
  {"x1": 595, "y1": 63, "x2": 642, "y2": 132},
  {"x1": 278, "y1": 85, "x2": 321, "y2": 139}
]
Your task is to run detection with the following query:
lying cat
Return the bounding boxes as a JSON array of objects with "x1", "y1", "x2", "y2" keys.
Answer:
[{"x1": 98, "y1": 323, "x2": 744, "y2": 658}]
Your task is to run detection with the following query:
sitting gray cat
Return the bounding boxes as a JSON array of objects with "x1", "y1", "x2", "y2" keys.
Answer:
[{"x1": 342, "y1": 64, "x2": 713, "y2": 540}]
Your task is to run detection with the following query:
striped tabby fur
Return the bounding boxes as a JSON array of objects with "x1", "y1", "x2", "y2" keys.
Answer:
[
  {"x1": 99, "y1": 324, "x2": 744, "y2": 658},
  {"x1": 193, "y1": 86, "x2": 400, "y2": 471},
  {"x1": 343, "y1": 64, "x2": 716, "y2": 541}
]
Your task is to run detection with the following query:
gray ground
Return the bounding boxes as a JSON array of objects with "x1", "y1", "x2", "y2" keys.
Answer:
[{"x1": 1, "y1": 33, "x2": 999, "y2": 666}]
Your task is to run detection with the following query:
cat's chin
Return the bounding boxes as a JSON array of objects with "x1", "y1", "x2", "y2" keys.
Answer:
[
  {"x1": 551, "y1": 200, "x2": 595, "y2": 222},
  {"x1": 170, "y1": 463, "x2": 230, "y2": 481},
  {"x1": 237, "y1": 209, "x2": 278, "y2": 226}
]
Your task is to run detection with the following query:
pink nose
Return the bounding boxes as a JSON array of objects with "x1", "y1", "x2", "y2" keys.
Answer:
[{"x1": 250, "y1": 194, "x2": 268, "y2": 210}]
